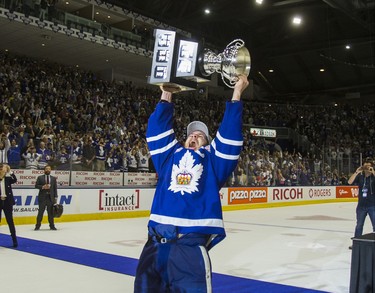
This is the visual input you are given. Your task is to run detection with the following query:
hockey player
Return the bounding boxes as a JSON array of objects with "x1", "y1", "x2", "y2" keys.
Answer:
[{"x1": 134, "y1": 75, "x2": 249, "y2": 292}]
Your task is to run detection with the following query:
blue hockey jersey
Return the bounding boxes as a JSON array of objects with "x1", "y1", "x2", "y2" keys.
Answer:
[{"x1": 146, "y1": 101, "x2": 243, "y2": 249}]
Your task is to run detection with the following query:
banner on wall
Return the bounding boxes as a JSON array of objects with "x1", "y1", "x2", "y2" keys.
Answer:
[
  {"x1": 250, "y1": 127, "x2": 276, "y2": 138},
  {"x1": 13, "y1": 169, "x2": 70, "y2": 186},
  {"x1": 336, "y1": 186, "x2": 358, "y2": 198},
  {"x1": 12, "y1": 185, "x2": 357, "y2": 221},
  {"x1": 268, "y1": 186, "x2": 335, "y2": 203},
  {"x1": 223, "y1": 186, "x2": 344, "y2": 206},
  {"x1": 71, "y1": 171, "x2": 123, "y2": 186},
  {"x1": 12, "y1": 170, "x2": 158, "y2": 187},
  {"x1": 98, "y1": 189, "x2": 140, "y2": 211},
  {"x1": 227, "y1": 187, "x2": 267, "y2": 205},
  {"x1": 12, "y1": 188, "x2": 156, "y2": 218},
  {"x1": 12, "y1": 189, "x2": 74, "y2": 217},
  {"x1": 124, "y1": 172, "x2": 158, "y2": 186}
]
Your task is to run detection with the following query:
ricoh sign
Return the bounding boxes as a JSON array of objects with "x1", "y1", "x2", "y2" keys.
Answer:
[{"x1": 268, "y1": 187, "x2": 336, "y2": 203}]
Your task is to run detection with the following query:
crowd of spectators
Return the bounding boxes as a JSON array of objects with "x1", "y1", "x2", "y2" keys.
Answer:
[
  {"x1": 4, "y1": 0, "x2": 58, "y2": 21},
  {"x1": 0, "y1": 51, "x2": 374, "y2": 187}
]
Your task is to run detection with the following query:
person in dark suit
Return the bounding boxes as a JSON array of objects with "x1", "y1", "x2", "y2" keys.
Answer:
[
  {"x1": 34, "y1": 164, "x2": 58, "y2": 230},
  {"x1": 0, "y1": 163, "x2": 18, "y2": 247}
]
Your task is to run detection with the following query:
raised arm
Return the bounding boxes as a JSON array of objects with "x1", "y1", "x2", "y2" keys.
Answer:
[{"x1": 231, "y1": 75, "x2": 249, "y2": 102}]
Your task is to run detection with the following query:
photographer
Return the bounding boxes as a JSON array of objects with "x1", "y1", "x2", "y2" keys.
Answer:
[
  {"x1": 22, "y1": 146, "x2": 40, "y2": 169},
  {"x1": 348, "y1": 158, "x2": 375, "y2": 244}
]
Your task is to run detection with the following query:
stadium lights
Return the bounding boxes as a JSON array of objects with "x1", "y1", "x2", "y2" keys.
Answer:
[{"x1": 292, "y1": 16, "x2": 302, "y2": 26}]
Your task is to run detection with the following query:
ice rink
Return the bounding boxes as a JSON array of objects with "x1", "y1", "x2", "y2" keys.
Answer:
[{"x1": 1, "y1": 201, "x2": 371, "y2": 293}]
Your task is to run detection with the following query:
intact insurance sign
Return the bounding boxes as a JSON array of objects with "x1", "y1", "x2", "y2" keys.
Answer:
[{"x1": 98, "y1": 189, "x2": 140, "y2": 212}]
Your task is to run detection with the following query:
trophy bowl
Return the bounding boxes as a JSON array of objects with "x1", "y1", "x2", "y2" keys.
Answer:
[{"x1": 198, "y1": 39, "x2": 251, "y2": 88}]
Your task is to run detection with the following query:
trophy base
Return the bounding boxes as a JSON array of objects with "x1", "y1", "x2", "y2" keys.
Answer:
[
  {"x1": 148, "y1": 77, "x2": 197, "y2": 92},
  {"x1": 181, "y1": 75, "x2": 211, "y2": 84}
]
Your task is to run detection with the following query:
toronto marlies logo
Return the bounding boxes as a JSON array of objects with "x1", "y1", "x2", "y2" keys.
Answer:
[{"x1": 168, "y1": 152, "x2": 203, "y2": 195}]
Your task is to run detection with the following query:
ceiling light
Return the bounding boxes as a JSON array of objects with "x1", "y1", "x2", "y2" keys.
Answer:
[
  {"x1": 41, "y1": 43, "x2": 45, "y2": 47},
  {"x1": 345, "y1": 44, "x2": 351, "y2": 49},
  {"x1": 65, "y1": 1, "x2": 69, "y2": 4},
  {"x1": 96, "y1": 11, "x2": 99, "y2": 15},
  {"x1": 268, "y1": 69, "x2": 274, "y2": 73},
  {"x1": 320, "y1": 68, "x2": 325, "y2": 72},
  {"x1": 107, "y1": 15, "x2": 111, "y2": 19},
  {"x1": 204, "y1": 8, "x2": 210, "y2": 14},
  {"x1": 292, "y1": 16, "x2": 302, "y2": 25},
  {"x1": 255, "y1": 0, "x2": 263, "y2": 4}
]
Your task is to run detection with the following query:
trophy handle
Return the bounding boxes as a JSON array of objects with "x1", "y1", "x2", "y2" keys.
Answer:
[{"x1": 225, "y1": 39, "x2": 245, "y2": 51}]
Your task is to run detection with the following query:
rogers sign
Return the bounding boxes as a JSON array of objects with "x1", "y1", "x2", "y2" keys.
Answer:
[{"x1": 308, "y1": 188, "x2": 332, "y2": 198}]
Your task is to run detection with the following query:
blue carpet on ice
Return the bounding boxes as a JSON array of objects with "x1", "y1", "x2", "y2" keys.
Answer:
[{"x1": 0, "y1": 233, "x2": 328, "y2": 293}]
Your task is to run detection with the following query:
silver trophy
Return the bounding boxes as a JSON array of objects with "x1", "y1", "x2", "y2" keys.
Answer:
[{"x1": 198, "y1": 39, "x2": 251, "y2": 88}]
